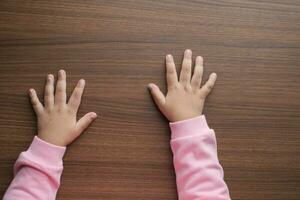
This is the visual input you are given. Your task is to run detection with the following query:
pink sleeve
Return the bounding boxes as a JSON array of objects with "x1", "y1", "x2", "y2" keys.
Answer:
[
  {"x1": 3, "y1": 136, "x2": 66, "y2": 200},
  {"x1": 170, "y1": 115, "x2": 231, "y2": 200}
]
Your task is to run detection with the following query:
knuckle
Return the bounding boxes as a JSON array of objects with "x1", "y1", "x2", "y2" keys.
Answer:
[
  {"x1": 182, "y1": 66, "x2": 190, "y2": 73},
  {"x1": 73, "y1": 91, "x2": 81, "y2": 99},
  {"x1": 167, "y1": 70, "x2": 175, "y2": 75},
  {"x1": 207, "y1": 84, "x2": 213, "y2": 90},
  {"x1": 183, "y1": 85, "x2": 192, "y2": 92},
  {"x1": 173, "y1": 84, "x2": 180, "y2": 90},
  {"x1": 181, "y1": 78, "x2": 189, "y2": 84},
  {"x1": 193, "y1": 74, "x2": 201, "y2": 80},
  {"x1": 167, "y1": 67, "x2": 176, "y2": 74},
  {"x1": 44, "y1": 90, "x2": 51, "y2": 97},
  {"x1": 46, "y1": 83, "x2": 53, "y2": 89},
  {"x1": 169, "y1": 84, "x2": 179, "y2": 91},
  {"x1": 44, "y1": 108, "x2": 52, "y2": 114},
  {"x1": 56, "y1": 106, "x2": 64, "y2": 112},
  {"x1": 32, "y1": 100, "x2": 38, "y2": 106},
  {"x1": 46, "y1": 80, "x2": 53, "y2": 85},
  {"x1": 202, "y1": 87, "x2": 211, "y2": 94},
  {"x1": 31, "y1": 97, "x2": 38, "y2": 104},
  {"x1": 56, "y1": 88, "x2": 63, "y2": 93},
  {"x1": 67, "y1": 107, "x2": 75, "y2": 114}
]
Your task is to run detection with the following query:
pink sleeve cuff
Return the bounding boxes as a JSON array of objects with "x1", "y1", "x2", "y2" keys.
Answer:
[
  {"x1": 26, "y1": 136, "x2": 66, "y2": 166},
  {"x1": 169, "y1": 115, "x2": 211, "y2": 139}
]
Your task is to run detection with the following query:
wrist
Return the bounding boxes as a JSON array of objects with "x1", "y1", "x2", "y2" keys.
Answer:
[
  {"x1": 38, "y1": 133, "x2": 67, "y2": 147},
  {"x1": 168, "y1": 112, "x2": 203, "y2": 123},
  {"x1": 25, "y1": 136, "x2": 66, "y2": 166},
  {"x1": 169, "y1": 115, "x2": 211, "y2": 139}
]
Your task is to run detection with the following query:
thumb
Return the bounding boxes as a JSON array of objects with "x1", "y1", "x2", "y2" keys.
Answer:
[
  {"x1": 148, "y1": 83, "x2": 166, "y2": 109},
  {"x1": 75, "y1": 112, "x2": 97, "y2": 135}
]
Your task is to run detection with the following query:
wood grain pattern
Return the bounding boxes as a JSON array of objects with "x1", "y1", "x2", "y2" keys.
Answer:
[{"x1": 0, "y1": 0, "x2": 299, "y2": 199}]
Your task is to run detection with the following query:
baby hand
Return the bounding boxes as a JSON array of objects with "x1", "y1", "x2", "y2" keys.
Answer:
[
  {"x1": 148, "y1": 49, "x2": 217, "y2": 122},
  {"x1": 28, "y1": 70, "x2": 97, "y2": 146}
]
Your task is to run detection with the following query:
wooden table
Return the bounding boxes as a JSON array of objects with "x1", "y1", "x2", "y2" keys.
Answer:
[{"x1": 0, "y1": 1, "x2": 299, "y2": 199}]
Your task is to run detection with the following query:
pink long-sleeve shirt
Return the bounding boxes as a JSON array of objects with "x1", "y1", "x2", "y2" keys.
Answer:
[{"x1": 3, "y1": 115, "x2": 230, "y2": 200}]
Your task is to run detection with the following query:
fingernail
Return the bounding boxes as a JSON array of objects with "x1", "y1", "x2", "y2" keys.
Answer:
[
  {"x1": 211, "y1": 73, "x2": 217, "y2": 79},
  {"x1": 78, "y1": 79, "x2": 85, "y2": 87},
  {"x1": 48, "y1": 74, "x2": 53, "y2": 81},
  {"x1": 196, "y1": 56, "x2": 203, "y2": 61},
  {"x1": 185, "y1": 49, "x2": 192, "y2": 55},
  {"x1": 91, "y1": 112, "x2": 97, "y2": 119},
  {"x1": 29, "y1": 89, "x2": 34, "y2": 95},
  {"x1": 148, "y1": 84, "x2": 153, "y2": 90},
  {"x1": 166, "y1": 54, "x2": 172, "y2": 59},
  {"x1": 59, "y1": 69, "x2": 65, "y2": 76}
]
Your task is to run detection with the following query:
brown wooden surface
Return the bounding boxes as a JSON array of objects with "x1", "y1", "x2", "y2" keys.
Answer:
[{"x1": 0, "y1": 0, "x2": 300, "y2": 199}]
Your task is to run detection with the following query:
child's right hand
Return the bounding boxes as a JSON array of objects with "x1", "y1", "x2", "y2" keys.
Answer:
[
  {"x1": 148, "y1": 49, "x2": 217, "y2": 122},
  {"x1": 28, "y1": 70, "x2": 97, "y2": 147}
]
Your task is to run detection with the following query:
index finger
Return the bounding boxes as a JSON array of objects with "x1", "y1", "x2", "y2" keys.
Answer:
[{"x1": 68, "y1": 79, "x2": 85, "y2": 112}]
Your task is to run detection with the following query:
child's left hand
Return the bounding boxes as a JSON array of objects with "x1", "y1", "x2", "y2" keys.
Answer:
[
  {"x1": 148, "y1": 49, "x2": 217, "y2": 122},
  {"x1": 28, "y1": 70, "x2": 97, "y2": 147}
]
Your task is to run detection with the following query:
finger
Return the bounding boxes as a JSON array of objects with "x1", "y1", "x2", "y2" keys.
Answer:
[
  {"x1": 28, "y1": 89, "x2": 43, "y2": 115},
  {"x1": 55, "y1": 69, "x2": 67, "y2": 105},
  {"x1": 201, "y1": 73, "x2": 217, "y2": 97},
  {"x1": 68, "y1": 79, "x2": 85, "y2": 112},
  {"x1": 44, "y1": 74, "x2": 54, "y2": 108},
  {"x1": 148, "y1": 83, "x2": 166, "y2": 109},
  {"x1": 179, "y1": 49, "x2": 192, "y2": 85},
  {"x1": 191, "y1": 56, "x2": 204, "y2": 89},
  {"x1": 165, "y1": 54, "x2": 178, "y2": 89},
  {"x1": 75, "y1": 112, "x2": 97, "y2": 135}
]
